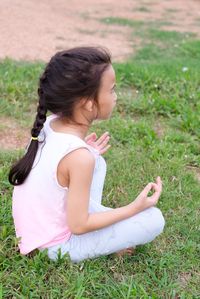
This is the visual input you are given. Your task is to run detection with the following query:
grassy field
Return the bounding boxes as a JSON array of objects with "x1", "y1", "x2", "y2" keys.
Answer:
[{"x1": 0, "y1": 24, "x2": 200, "y2": 298}]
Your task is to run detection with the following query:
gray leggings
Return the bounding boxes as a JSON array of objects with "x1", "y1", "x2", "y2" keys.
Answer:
[{"x1": 47, "y1": 201, "x2": 165, "y2": 263}]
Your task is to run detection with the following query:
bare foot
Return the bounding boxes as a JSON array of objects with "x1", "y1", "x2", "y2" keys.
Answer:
[{"x1": 115, "y1": 247, "x2": 135, "y2": 257}]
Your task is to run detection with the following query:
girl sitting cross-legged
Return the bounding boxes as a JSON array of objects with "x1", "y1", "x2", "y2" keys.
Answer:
[{"x1": 9, "y1": 46, "x2": 165, "y2": 263}]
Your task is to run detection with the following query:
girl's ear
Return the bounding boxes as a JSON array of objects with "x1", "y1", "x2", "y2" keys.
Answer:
[{"x1": 83, "y1": 99, "x2": 96, "y2": 112}]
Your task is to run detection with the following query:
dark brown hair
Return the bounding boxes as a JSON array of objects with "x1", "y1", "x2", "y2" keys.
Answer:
[{"x1": 9, "y1": 46, "x2": 111, "y2": 186}]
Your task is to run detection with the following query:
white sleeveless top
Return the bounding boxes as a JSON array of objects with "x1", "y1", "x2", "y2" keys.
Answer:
[{"x1": 12, "y1": 114, "x2": 106, "y2": 254}]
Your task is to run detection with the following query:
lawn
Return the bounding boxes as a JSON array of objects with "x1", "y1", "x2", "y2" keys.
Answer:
[{"x1": 0, "y1": 25, "x2": 200, "y2": 298}]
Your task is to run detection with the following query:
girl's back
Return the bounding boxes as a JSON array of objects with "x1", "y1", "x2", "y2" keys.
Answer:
[{"x1": 13, "y1": 114, "x2": 94, "y2": 254}]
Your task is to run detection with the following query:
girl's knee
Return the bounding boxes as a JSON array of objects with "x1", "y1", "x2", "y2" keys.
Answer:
[{"x1": 149, "y1": 207, "x2": 165, "y2": 236}]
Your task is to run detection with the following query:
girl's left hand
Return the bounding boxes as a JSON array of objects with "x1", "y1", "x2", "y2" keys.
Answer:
[{"x1": 85, "y1": 132, "x2": 111, "y2": 155}]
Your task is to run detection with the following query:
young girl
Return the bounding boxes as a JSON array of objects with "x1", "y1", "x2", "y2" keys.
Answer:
[{"x1": 9, "y1": 47, "x2": 165, "y2": 263}]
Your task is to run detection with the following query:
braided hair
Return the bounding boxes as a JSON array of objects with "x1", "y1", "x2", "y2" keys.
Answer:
[{"x1": 9, "y1": 46, "x2": 111, "y2": 185}]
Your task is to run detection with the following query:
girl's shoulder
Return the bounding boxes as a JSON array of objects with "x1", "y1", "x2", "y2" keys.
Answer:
[
  {"x1": 57, "y1": 147, "x2": 95, "y2": 188},
  {"x1": 61, "y1": 147, "x2": 95, "y2": 168}
]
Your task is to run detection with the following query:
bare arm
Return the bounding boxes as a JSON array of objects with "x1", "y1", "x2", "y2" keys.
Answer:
[{"x1": 63, "y1": 148, "x2": 162, "y2": 235}]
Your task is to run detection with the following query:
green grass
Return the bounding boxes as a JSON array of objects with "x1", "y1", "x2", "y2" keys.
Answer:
[
  {"x1": 1, "y1": 31, "x2": 200, "y2": 298},
  {"x1": 0, "y1": 59, "x2": 43, "y2": 126},
  {"x1": 100, "y1": 17, "x2": 143, "y2": 27},
  {"x1": 136, "y1": 6, "x2": 151, "y2": 13},
  {"x1": 100, "y1": 15, "x2": 196, "y2": 51}
]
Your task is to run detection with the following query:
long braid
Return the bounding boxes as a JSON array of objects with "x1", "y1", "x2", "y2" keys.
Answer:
[
  {"x1": 31, "y1": 88, "x2": 47, "y2": 138},
  {"x1": 8, "y1": 74, "x2": 47, "y2": 186}
]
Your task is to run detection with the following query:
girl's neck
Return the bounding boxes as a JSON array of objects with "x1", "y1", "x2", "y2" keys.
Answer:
[{"x1": 51, "y1": 116, "x2": 90, "y2": 140}]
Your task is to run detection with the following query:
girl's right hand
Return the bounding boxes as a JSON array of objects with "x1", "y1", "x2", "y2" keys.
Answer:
[{"x1": 129, "y1": 177, "x2": 162, "y2": 213}]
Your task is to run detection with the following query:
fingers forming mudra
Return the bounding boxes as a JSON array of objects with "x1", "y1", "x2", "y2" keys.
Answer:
[
  {"x1": 133, "y1": 177, "x2": 162, "y2": 211},
  {"x1": 85, "y1": 132, "x2": 111, "y2": 155}
]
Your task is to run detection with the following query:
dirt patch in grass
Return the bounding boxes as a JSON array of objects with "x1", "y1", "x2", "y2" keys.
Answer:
[
  {"x1": 186, "y1": 165, "x2": 200, "y2": 183},
  {"x1": 153, "y1": 121, "x2": 165, "y2": 139},
  {"x1": 178, "y1": 272, "x2": 192, "y2": 288},
  {"x1": 0, "y1": 117, "x2": 29, "y2": 150},
  {"x1": 0, "y1": 0, "x2": 200, "y2": 63}
]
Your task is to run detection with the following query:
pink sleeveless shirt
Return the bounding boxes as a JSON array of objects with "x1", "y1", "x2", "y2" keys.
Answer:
[{"x1": 12, "y1": 114, "x2": 100, "y2": 254}]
